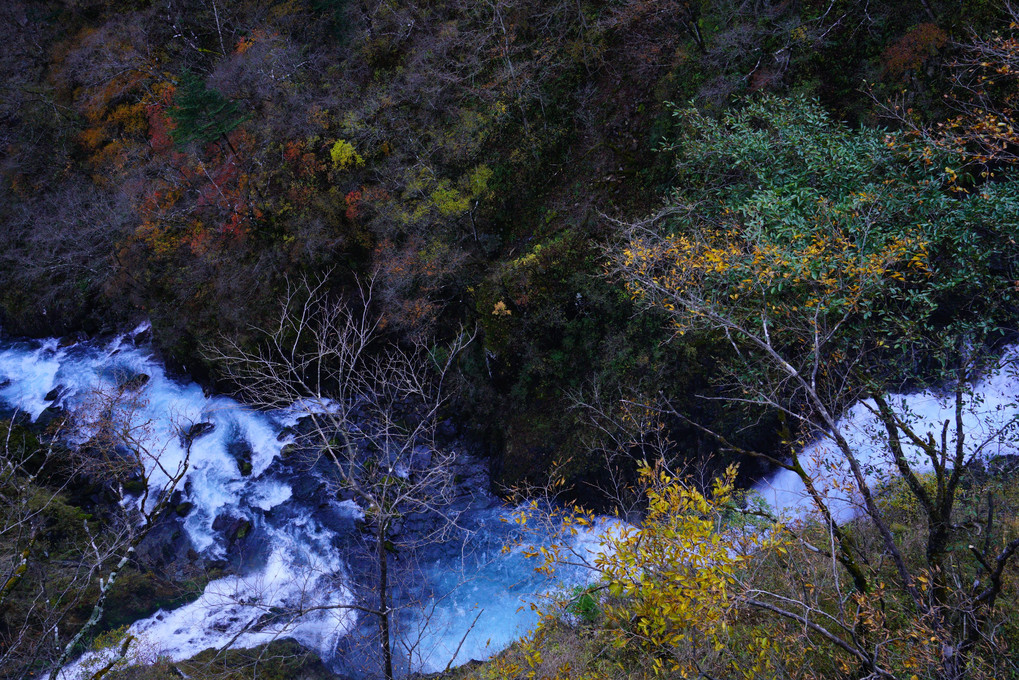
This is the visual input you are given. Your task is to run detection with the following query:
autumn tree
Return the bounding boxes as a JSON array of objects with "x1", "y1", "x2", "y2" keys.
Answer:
[{"x1": 608, "y1": 95, "x2": 1019, "y2": 678}]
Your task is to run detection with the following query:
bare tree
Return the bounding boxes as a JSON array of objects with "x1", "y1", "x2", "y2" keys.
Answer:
[
  {"x1": 205, "y1": 274, "x2": 475, "y2": 680},
  {"x1": 0, "y1": 382, "x2": 190, "y2": 680}
]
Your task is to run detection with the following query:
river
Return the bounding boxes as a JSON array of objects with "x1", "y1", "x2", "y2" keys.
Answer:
[{"x1": 0, "y1": 324, "x2": 608, "y2": 678}]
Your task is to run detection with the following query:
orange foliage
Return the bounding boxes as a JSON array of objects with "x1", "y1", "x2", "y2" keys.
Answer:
[
  {"x1": 932, "y1": 26, "x2": 1019, "y2": 168},
  {"x1": 883, "y1": 23, "x2": 947, "y2": 79}
]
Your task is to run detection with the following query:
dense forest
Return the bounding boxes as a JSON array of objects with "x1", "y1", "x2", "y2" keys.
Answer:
[{"x1": 4, "y1": 0, "x2": 1019, "y2": 678}]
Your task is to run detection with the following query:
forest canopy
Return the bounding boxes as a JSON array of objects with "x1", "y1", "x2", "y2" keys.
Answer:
[{"x1": 4, "y1": 1, "x2": 1019, "y2": 677}]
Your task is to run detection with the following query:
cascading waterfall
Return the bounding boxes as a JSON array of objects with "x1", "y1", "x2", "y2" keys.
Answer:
[{"x1": 0, "y1": 326, "x2": 608, "y2": 678}]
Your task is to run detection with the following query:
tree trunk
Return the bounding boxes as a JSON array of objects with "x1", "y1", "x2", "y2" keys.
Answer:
[{"x1": 378, "y1": 524, "x2": 393, "y2": 680}]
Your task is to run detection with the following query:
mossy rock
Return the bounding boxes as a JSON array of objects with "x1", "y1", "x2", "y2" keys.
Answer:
[
  {"x1": 106, "y1": 638, "x2": 332, "y2": 680},
  {"x1": 101, "y1": 569, "x2": 199, "y2": 633},
  {"x1": 122, "y1": 479, "x2": 146, "y2": 495},
  {"x1": 175, "y1": 501, "x2": 194, "y2": 517},
  {"x1": 174, "y1": 639, "x2": 332, "y2": 680}
]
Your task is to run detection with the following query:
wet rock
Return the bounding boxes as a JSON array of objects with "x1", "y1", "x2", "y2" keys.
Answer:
[
  {"x1": 132, "y1": 327, "x2": 152, "y2": 345},
  {"x1": 470, "y1": 494, "x2": 497, "y2": 510},
  {"x1": 228, "y1": 439, "x2": 254, "y2": 476},
  {"x1": 120, "y1": 373, "x2": 150, "y2": 391},
  {"x1": 280, "y1": 443, "x2": 298, "y2": 458},
  {"x1": 44, "y1": 384, "x2": 65, "y2": 402},
  {"x1": 184, "y1": 421, "x2": 215, "y2": 442},
  {"x1": 135, "y1": 520, "x2": 191, "y2": 570},
  {"x1": 409, "y1": 445, "x2": 431, "y2": 470},
  {"x1": 399, "y1": 511, "x2": 432, "y2": 536},
  {"x1": 277, "y1": 426, "x2": 297, "y2": 442},
  {"x1": 291, "y1": 474, "x2": 325, "y2": 502},
  {"x1": 175, "y1": 501, "x2": 195, "y2": 517},
  {"x1": 454, "y1": 461, "x2": 489, "y2": 494},
  {"x1": 211, "y1": 514, "x2": 235, "y2": 532},
  {"x1": 436, "y1": 418, "x2": 457, "y2": 440},
  {"x1": 35, "y1": 405, "x2": 66, "y2": 429},
  {"x1": 213, "y1": 514, "x2": 252, "y2": 544},
  {"x1": 293, "y1": 415, "x2": 321, "y2": 437}
]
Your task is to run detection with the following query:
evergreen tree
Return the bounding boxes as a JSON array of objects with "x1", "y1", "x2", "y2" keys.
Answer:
[{"x1": 167, "y1": 71, "x2": 248, "y2": 149}]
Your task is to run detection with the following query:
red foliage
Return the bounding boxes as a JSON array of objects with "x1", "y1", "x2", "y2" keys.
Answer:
[
  {"x1": 345, "y1": 189, "x2": 363, "y2": 220},
  {"x1": 283, "y1": 140, "x2": 304, "y2": 163},
  {"x1": 146, "y1": 103, "x2": 174, "y2": 154},
  {"x1": 281, "y1": 139, "x2": 321, "y2": 179}
]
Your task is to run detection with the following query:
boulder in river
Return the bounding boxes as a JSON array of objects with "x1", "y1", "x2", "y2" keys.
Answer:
[
  {"x1": 44, "y1": 384, "x2": 65, "y2": 402},
  {"x1": 119, "y1": 373, "x2": 150, "y2": 391},
  {"x1": 132, "y1": 327, "x2": 152, "y2": 345},
  {"x1": 35, "y1": 404, "x2": 67, "y2": 430},
  {"x1": 212, "y1": 514, "x2": 252, "y2": 544},
  {"x1": 228, "y1": 439, "x2": 254, "y2": 476},
  {"x1": 183, "y1": 421, "x2": 215, "y2": 444}
]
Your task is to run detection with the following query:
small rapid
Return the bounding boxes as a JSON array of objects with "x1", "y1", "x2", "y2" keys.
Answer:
[
  {"x1": 754, "y1": 348, "x2": 1019, "y2": 522},
  {"x1": 0, "y1": 326, "x2": 606, "y2": 677}
]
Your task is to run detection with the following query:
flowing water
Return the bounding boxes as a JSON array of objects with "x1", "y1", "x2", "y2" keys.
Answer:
[
  {"x1": 9, "y1": 325, "x2": 1014, "y2": 677},
  {"x1": 754, "y1": 347, "x2": 1019, "y2": 522},
  {"x1": 0, "y1": 326, "x2": 607, "y2": 677}
]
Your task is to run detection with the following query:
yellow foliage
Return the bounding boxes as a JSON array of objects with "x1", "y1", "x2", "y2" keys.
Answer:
[
  {"x1": 593, "y1": 463, "x2": 778, "y2": 676},
  {"x1": 330, "y1": 138, "x2": 364, "y2": 170},
  {"x1": 430, "y1": 180, "x2": 471, "y2": 217},
  {"x1": 621, "y1": 223, "x2": 928, "y2": 336},
  {"x1": 492, "y1": 301, "x2": 512, "y2": 316},
  {"x1": 508, "y1": 462, "x2": 787, "y2": 679}
]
